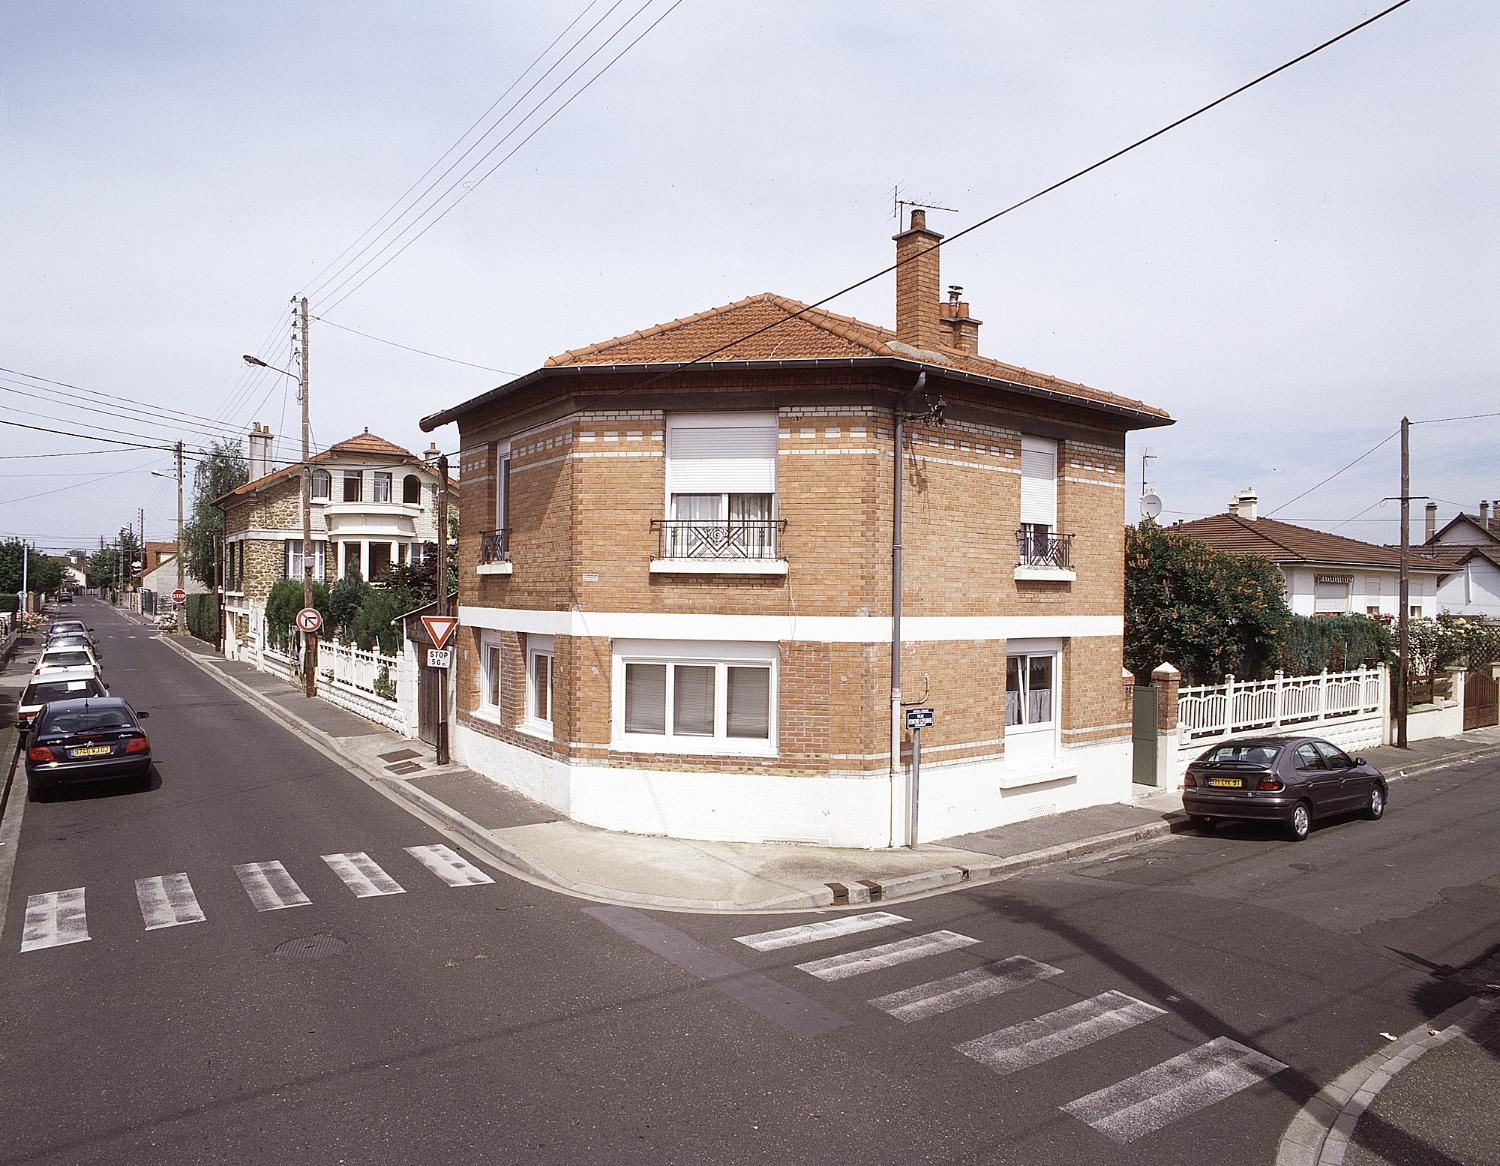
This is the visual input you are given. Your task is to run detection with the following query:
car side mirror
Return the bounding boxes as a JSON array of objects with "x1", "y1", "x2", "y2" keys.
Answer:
[{"x1": 1351, "y1": 757, "x2": 1365, "y2": 766}]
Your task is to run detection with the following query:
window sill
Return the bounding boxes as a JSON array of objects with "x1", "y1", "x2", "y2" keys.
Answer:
[
  {"x1": 476, "y1": 561, "x2": 513, "y2": 576},
  {"x1": 649, "y1": 559, "x2": 788, "y2": 577},
  {"x1": 997, "y1": 762, "x2": 1078, "y2": 789},
  {"x1": 1014, "y1": 565, "x2": 1076, "y2": 582},
  {"x1": 517, "y1": 720, "x2": 553, "y2": 742},
  {"x1": 470, "y1": 706, "x2": 506, "y2": 729},
  {"x1": 611, "y1": 736, "x2": 778, "y2": 758}
]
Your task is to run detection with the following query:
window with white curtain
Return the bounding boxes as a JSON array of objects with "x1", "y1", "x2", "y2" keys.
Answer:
[
  {"x1": 284, "y1": 540, "x2": 327, "y2": 582},
  {"x1": 664, "y1": 413, "x2": 778, "y2": 558},
  {"x1": 1005, "y1": 653, "x2": 1055, "y2": 728},
  {"x1": 616, "y1": 642, "x2": 775, "y2": 752}
]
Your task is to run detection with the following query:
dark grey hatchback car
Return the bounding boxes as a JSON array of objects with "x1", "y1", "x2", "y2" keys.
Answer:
[{"x1": 1181, "y1": 736, "x2": 1386, "y2": 841}]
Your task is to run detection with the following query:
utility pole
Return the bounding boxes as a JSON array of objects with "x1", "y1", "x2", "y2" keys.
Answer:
[
  {"x1": 435, "y1": 453, "x2": 450, "y2": 765},
  {"x1": 1396, "y1": 416, "x2": 1410, "y2": 749},
  {"x1": 298, "y1": 295, "x2": 317, "y2": 698},
  {"x1": 175, "y1": 440, "x2": 185, "y2": 630}
]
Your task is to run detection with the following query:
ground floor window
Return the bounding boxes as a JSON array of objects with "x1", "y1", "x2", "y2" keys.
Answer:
[
  {"x1": 614, "y1": 641, "x2": 775, "y2": 754},
  {"x1": 524, "y1": 635, "x2": 553, "y2": 735},
  {"x1": 1004, "y1": 644, "x2": 1061, "y2": 766},
  {"x1": 479, "y1": 634, "x2": 503, "y2": 714}
]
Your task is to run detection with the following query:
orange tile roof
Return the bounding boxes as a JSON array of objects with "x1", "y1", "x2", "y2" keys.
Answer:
[
  {"x1": 217, "y1": 430, "x2": 457, "y2": 505},
  {"x1": 541, "y1": 292, "x2": 1168, "y2": 420},
  {"x1": 1171, "y1": 513, "x2": 1447, "y2": 571}
]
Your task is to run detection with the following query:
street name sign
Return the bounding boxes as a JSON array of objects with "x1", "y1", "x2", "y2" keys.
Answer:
[
  {"x1": 905, "y1": 706, "x2": 934, "y2": 731},
  {"x1": 295, "y1": 607, "x2": 323, "y2": 634},
  {"x1": 426, "y1": 648, "x2": 452, "y2": 669},
  {"x1": 421, "y1": 615, "x2": 458, "y2": 650}
]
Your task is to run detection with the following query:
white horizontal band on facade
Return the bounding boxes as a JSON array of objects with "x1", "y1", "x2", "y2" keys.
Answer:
[
  {"x1": 1061, "y1": 475, "x2": 1126, "y2": 491},
  {"x1": 457, "y1": 607, "x2": 1123, "y2": 643}
]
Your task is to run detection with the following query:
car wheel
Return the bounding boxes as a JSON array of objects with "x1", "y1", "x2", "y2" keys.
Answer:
[
  {"x1": 1287, "y1": 802, "x2": 1311, "y2": 842},
  {"x1": 1189, "y1": 815, "x2": 1214, "y2": 833},
  {"x1": 1364, "y1": 786, "x2": 1385, "y2": 821}
]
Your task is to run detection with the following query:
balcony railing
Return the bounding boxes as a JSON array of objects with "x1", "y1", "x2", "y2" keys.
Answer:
[
  {"x1": 1017, "y1": 529, "x2": 1073, "y2": 570},
  {"x1": 480, "y1": 528, "x2": 511, "y2": 564},
  {"x1": 652, "y1": 519, "x2": 787, "y2": 561}
]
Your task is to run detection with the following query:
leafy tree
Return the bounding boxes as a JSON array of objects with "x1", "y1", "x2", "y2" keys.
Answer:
[
  {"x1": 0, "y1": 539, "x2": 64, "y2": 594},
  {"x1": 329, "y1": 565, "x2": 372, "y2": 644},
  {"x1": 88, "y1": 545, "x2": 118, "y2": 587},
  {"x1": 182, "y1": 440, "x2": 249, "y2": 585},
  {"x1": 1125, "y1": 521, "x2": 1292, "y2": 684},
  {"x1": 349, "y1": 586, "x2": 411, "y2": 655}
]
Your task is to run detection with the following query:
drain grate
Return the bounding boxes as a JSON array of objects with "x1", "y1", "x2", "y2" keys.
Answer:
[{"x1": 274, "y1": 934, "x2": 348, "y2": 961}]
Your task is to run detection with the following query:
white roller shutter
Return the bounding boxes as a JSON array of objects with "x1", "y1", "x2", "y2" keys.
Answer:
[
  {"x1": 666, "y1": 412, "x2": 778, "y2": 494},
  {"x1": 1019, "y1": 436, "x2": 1058, "y2": 526}
]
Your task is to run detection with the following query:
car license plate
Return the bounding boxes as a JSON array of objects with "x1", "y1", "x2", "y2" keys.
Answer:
[
  {"x1": 1206, "y1": 777, "x2": 1242, "y2": 789},
  {"x1": 70, "y1": 745, "x2": 111, "y2": 758}
]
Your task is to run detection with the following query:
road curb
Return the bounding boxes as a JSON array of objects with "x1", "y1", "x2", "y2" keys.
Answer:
[{"x1": 1275, "y1": 992, "x2": 1500, "y2": 1166}]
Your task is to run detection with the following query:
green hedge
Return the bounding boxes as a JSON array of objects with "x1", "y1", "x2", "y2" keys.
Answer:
[
  {"x1": 1277, "y1": 614, "x2": 1395, "y2": 675},
  {"x1": 185, "y1": 593, "x2": 219, "y2": 644},
  {"x1": 0, "y1": 594, "x2": 17, "y2": 614}
]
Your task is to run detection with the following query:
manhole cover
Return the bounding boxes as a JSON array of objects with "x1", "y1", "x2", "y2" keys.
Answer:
[{"x1": 274, "y1": 934, "x2": 348, "y2": 961}]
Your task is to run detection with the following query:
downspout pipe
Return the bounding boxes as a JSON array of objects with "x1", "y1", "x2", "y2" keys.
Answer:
[{"x1": 890, "y1": 371, "x2": 925, "y2": 847}]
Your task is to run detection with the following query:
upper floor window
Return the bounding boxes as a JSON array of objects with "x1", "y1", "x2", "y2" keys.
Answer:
[
  {"x1": 342, "y1": 471, "x2": 362, "y2": 502},
  {"x1": 1019, "y1": 435, "x2": 1058, "y2": 550},
  {"x1": 403, "y1": 474, "x2": 422, "y2": 505},
  {"x1": 372, "y1": 471, "x2": 393, "y2": 503},
  {"x1": 285, "y1": 540, "x2": 327, "y2": 582},
  {"x1": 495, "y1": 449, "x2": 511, "y2": 530},
  {"x1": 310, "y1": 469, "x2": 331, "y2": 500},
  {"x1": 663, "y1": 413, "x2": 778, "y2": 559}
]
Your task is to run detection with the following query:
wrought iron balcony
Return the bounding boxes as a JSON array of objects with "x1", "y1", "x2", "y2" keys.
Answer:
[
  {"x1": 480, "y1": 528, "x2": 511, "y2": 565},
  {"x1": 1016, "y1": 529, "x2": 1073, "y2": 571},
  {"x1": 652, "y1": 519, "x2": 787, "y2": 562}
]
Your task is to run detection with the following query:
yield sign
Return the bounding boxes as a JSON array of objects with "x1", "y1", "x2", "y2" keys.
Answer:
[{"x1": 421, "y1": 615, "x2": 458, "y2": 650}]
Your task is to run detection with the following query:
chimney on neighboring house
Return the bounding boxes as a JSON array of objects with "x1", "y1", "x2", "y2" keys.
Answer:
[
  {"x1": 1482, "y1": 500, "x2": 1492, "y2": 523},
  {"x1": 1425, "y1": 502, "x2": 1438, "y2": 542},
  {"x1": 939, "y1": 284, "x2": 983, "y2": 354},
  {"x1": 424, "y1": 441, "x2": 441, "y2": 466},
  {"x1": 893, "y1": 208, "x2": 948, "y2": 351},
  {"x1": 1228, "y1": 488, "x2": 1259, "y2": 521},
  {"x1": 248, "y1": 422, "x2": 273, "y2": 481}
]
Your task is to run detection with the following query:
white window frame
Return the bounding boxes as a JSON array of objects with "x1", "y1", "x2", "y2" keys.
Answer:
[
  {"x1": 310, "y1": 469, "x2": 331, "y2": 500},
  {"x1": 611, "y1": 640, "x2": 778, "y2": 757},
  {"x1": 476, "y1": 632, "x2": 504, "y2": 723},
  {"x1": 523, "y1": 634, "x2": 554, "y2": 737},
  {"x1": 1003, "y1": 638, "x2": 1061, "y2": 765},
  {"x1": 371, "y1": 471, "x2": 393, "y2": 503},
  {"x1": 342, "y1": 470, "x2": 363, "y2": 502},
  {"x1": 496, "y1": 442, "x2": 511, "y2": 531},
  {"x1": 285, "y1": 540, "x2": 327, "y2": 582}
]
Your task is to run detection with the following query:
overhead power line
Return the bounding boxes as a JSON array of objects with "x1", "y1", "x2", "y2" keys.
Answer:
[
  {"x1": 0, "y1": 459, "x2": 161, "y2": 507},
  {"x1": 571, "y1": 0, "x2": 1418, "y2": 411},
  {"x1": 1266, "y1": 429, "x2": 1400, "y2": 516},
  {"x1": 311, "y1": 315, "x2": 520, "y2": 375}
]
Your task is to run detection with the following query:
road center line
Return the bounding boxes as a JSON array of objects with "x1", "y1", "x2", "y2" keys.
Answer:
[{"x1": 585, "y1": 906, "x2": 849, "y2": 1038}]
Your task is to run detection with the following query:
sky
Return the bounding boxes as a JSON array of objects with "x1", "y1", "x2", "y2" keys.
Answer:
[{"x1": 2, "y1": 0, "x2": 1496, "y2": 556}]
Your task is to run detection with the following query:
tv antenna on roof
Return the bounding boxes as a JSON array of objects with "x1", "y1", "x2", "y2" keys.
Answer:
[{"x1": 892, "y1": 184, "x2": 957, "y2": 221}]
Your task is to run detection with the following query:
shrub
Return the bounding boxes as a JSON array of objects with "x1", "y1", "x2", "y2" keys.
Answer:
[
  {"x1": 1277, "y1": 614, "x2": 1395, "y2": 675},
  {"x1": 184, "y1": 593, "x2": 219, "y2": 643},
  {"x1": 264, "y1": 579, "x2": 332, "y2": 650},
  {"x1": 348, "y1": 586, "x2": 410, "y2": 655},
  {"x1": 329, "y1": 566, "x2": 372, "y2": 645}
]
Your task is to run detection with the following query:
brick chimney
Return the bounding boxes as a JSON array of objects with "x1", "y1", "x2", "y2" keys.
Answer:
[
  {"x1": 893, "y1": 209, "x2": 947, "y2": 351},
  {"x1": 247, "y1": 422, "x2": 273, "y2": 481},
  {"x1": 939, "y1": 285, "x2": 982, "y2": 354}
]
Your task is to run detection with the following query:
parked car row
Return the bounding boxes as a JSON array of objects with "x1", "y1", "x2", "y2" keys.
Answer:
[{"x1": 18, "y1": 615, "x2": 152, "y2": 799}]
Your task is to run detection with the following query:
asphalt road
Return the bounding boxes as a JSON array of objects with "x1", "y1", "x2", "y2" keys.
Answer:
[{"x1": 1, "y1": 597, "x2": 1496, "y2": 1165}]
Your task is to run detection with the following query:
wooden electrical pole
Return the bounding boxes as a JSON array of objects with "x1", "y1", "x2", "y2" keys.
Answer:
[
  {"x1": 436, "y1": 452, "x2": 450, "y2": 765},
  {"x1": 1396, "y1": 416, "x2": 1410, "y2": 748},
  {"x1": 299, "y1": 295, "x2": 317, "y2": 698},
  {"x1": 175, "y1": 439, "x2": 185, "y2": 631}
]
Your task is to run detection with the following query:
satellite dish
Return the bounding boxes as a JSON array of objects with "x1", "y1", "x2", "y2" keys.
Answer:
[{"x1": 1140, "y1": 493, "x2": 1162, "y2": 520}]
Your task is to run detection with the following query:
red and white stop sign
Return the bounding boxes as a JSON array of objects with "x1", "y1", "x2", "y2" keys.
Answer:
[{"x1": 171, "y1": 588, "x2": 187, "y2": 604}]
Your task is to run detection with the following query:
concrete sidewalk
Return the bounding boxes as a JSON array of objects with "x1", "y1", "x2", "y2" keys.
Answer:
[{"x1": 154, "y1": 624, "x2": 1500, "y2": 912}]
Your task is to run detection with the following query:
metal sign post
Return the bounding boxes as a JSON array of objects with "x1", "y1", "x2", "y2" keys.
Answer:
[{"x1": 903, "y1": 706, "x2": 934, "y2": 847}]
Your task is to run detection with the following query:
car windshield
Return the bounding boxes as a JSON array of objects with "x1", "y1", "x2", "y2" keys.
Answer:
[
  {"x1": 41, "y1": 708, "x2": 135, "y2": 735},
  {"x1": 49, "y1": 623, "x2": 86, "y2": 635},
  {"x1": 23, "y1": 679, "x2": 102, "y2": 705},
  {"x1": 1199, "y1": 743, "x2": 1282, "y2": 766},
  {"x1": 40, "y1": 651, "x2": 92, "y2": 668}
]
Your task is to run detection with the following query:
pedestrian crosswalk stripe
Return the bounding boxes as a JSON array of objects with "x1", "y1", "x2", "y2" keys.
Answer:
[
  {"x1": 136, "y1": 873, "x2": 206, "y2": 930},
  {"x1": 957, "y1": 990, "x2": 1166, "y2": 1076},
  {"x1": 1061, "y1": 1036, "x2": 1287, "y2": 1142},
  {"x1": 322, "y1": 852, "x2": 405, "y2": 898},
  {"x1": 20, "y1": 888, "x2": 90, "y2": 952},
  {"x1": 405, "y1": 844, "x2": 494, "y2": 887},
  {"x1": 796, "y1": 930, "x2": 980, "y2": 981},
  {"x1": 234, "y1": 861, "x2": 312, "y2": 911},
  {"x1": 735, "y1": 912, "x2": 910, "y2": 952},
  {"x1": 870, "y1": 955, "x2": 1064, "y2": 1022}
]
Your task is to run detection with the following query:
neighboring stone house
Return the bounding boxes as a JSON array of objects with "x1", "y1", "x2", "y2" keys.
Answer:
[
  {"x1": 1172, "y1": 489, "x2": 1444, "y2": 618},
  {"x1": 214, "y1": 428, "x2": 454, "y2": 661},
  {"x1": 1420, "y1": 500, "x2": 1500, "y2": 618},
  {"x1": 418, "y1": 210, "x2": 1173, "y2": 848}
]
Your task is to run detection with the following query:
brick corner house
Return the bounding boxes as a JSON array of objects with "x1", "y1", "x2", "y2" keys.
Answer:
[
  {"x1": 421, "y1": 211, "x2": 1172, "y2": 847},
  {"x1": 214, "y1": 427, "x2": 454, "y2": 662}
]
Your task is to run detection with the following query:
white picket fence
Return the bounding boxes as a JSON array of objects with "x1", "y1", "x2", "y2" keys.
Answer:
[
  {"x1": 316, "y1": 639, "x2": 407, "y2": 733},
  {"x1": 1178, "y1": 666, "x2": 1385, "y2": 746}
]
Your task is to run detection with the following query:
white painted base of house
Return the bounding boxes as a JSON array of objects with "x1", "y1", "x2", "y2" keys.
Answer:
[{"x1": 453, "y1": 724, "x2": 1131, "y2": 849}]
